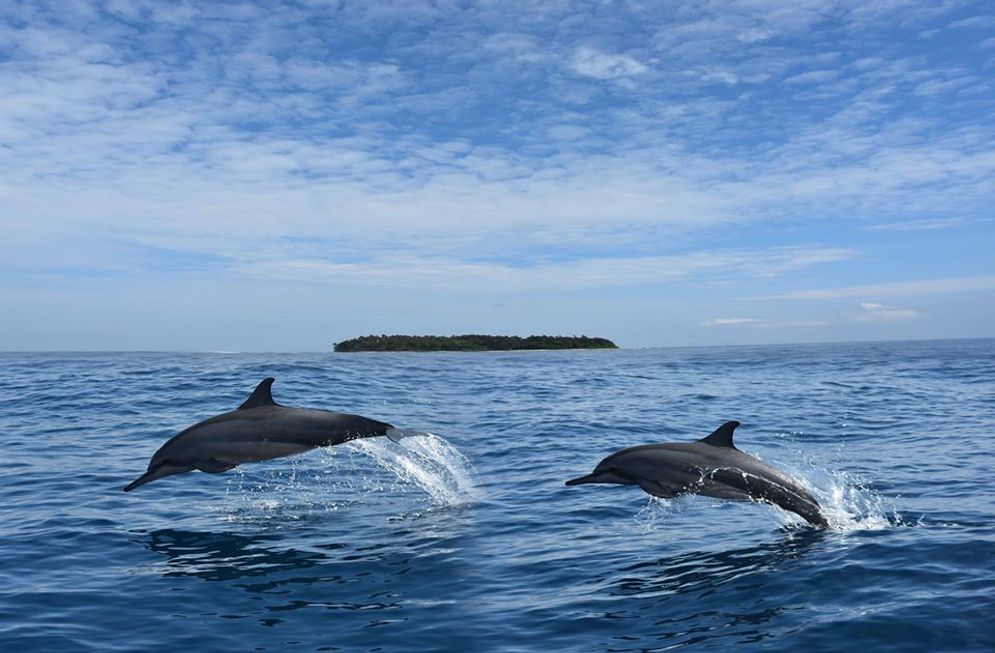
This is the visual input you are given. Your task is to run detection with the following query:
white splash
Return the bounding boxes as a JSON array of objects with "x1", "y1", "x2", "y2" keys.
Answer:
[
  {"x1": 634, "y1": 496, "x2": 678, "y2": 532},
  {"x1": 628, "y1": 460, "x2": 899, "y2": 533},
  {"x1": 345, "y1": 432, "x2": 478, "y2": 507},
  {"x1": 806, "y1": 467, "x2": 896, "y2": 532},
  {"x1": 215, "y1": 433, "x2": 476, "y2": 523}
]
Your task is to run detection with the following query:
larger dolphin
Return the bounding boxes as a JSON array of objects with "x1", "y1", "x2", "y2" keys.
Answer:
[
  {"x1": 124, "y1": 377, "x2": 423, "y2": 492},
  {"x1": 565, "y1": 421, "x2": 828, "y2": 527}
]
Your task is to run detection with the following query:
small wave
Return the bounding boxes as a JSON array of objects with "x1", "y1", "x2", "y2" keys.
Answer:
[
  {"x1": 216, "y1": 434, "x2": 476, "y2": 523},
  {"x1": 218, "y1": 463, "x2": 353, "y2": 523},
  {"x1": 808, "y1": 468, "x2": 897, "y2": 531},
  {"x1": 634, "y1": 496, "x2": 679, "y2": 532}
]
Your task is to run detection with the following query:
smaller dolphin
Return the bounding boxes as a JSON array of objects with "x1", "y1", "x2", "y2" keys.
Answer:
[
  {"x1": 124, "y1": 378, "x2": 424, "y2": 492},
  {"x1": 566, "y1": 421, "x2": 828, "y2": 527}
]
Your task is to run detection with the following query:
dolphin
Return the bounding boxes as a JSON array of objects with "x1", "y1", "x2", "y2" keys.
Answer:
[
  {"x1": 124, "y1": 377, "x2": 424, "y2": 492},
  {"x1": 565, "y1": 421, "x2": 828, "y2": 527}
]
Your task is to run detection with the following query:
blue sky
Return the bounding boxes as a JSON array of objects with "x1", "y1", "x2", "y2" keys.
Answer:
[{"x1": 1, "y1": 0, "x2": 993, "y2": 350}]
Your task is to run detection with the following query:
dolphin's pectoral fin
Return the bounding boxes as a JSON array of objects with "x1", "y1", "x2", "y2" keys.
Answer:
[
  {"x1": 194, "y1": 459, "x2": 238, "y2": 474},
  {"x1": 695, "y1": 479, "x2": 754, "y2": 502},
  {"x1": 637, "y1": 479, "x2": 685, "y2": 499}
]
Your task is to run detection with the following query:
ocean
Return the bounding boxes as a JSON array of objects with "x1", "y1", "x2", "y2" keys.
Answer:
[{"x1": 1, "y1": 339, "x2": 992, "y2": 652}]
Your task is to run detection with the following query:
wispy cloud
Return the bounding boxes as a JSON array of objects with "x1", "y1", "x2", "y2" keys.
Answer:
[
  {"x1": 784, "y1": 69, "x2": 839, "y2": 85},
  {"x1": 236, "y1": 246, "x2": 855, "y2": 292},
  {"x1": 702, "y1": 318, "x2": 825, "y2": 328},
  {"x1": 760, "y1": 277, "x2": 995, "y2": 301},
  {"x1": 1, "y1": 0, "x2": 993, "y2": 348},
  {"x1": 570, "y1": 46, "x2": 648, "y2": 81},
  {"x1": 854, "y1": 302, "x2": 919, "y2": 321},
  {"x1": 947, "y1": 15, "x2": 995, "y2": 30},
  {"x1": 863, "y1": 218, "x2": 970, "y2": 232}
]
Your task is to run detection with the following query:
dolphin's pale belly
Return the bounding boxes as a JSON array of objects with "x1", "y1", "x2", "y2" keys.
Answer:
[{"x1": 198, "y1": 439, "x2": 317, "y2": 464}]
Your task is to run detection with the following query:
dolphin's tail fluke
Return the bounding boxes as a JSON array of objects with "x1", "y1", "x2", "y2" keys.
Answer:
[{"x1": 385, "y1": 428, "x2": 429, "y2": 443}]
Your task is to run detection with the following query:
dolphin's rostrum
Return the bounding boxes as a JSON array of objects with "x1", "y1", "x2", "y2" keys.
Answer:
[
  {"x1": 124, "y1": 377, "x2": 424, "y2": 492},
  {"x1": 566, "y1": 421, "x2": 828, "y2": 527}
]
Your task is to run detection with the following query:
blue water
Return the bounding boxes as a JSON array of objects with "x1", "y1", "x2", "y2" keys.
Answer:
[{"x1": 1, "y1": 340, "x2": 993, "y2": 652}]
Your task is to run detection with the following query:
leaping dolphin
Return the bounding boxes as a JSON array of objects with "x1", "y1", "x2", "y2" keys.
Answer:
[
  {"x1": 565, "y1": 421, "x2": 828, "y2": 527},
  {"x1": 124, "y1": 377, "x2": 424, "y2": 492}
]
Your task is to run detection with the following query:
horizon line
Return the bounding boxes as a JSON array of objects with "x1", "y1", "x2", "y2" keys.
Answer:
[{"x1": 0, "y1": 335, "x2": 990, "y2": 355}]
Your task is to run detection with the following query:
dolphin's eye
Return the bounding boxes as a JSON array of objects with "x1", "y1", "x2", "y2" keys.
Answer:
[{"x1": 608, "y1": 466, "x2": 630, "y2": 480}]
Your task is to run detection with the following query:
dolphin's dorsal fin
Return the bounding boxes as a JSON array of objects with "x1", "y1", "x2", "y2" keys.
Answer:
[
  {"x1": 239, "y1": 377, "x2": 277, "y2": 410},
  {"x1": 699, "y1": 420, "x2": 740, "y2": 448}
]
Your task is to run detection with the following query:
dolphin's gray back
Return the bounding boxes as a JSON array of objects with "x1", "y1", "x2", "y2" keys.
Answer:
[
  {"x1": 218, "y1": 405, "x2": 391, "y2": 446},
  {"x1": 149, "y1": 405, "x2": 393, "y2": 468},
  {"x1": 124, "y1": 377, "x2": 413, "y2": 492}
]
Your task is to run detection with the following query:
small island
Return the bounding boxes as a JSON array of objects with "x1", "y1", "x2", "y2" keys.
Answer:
[{"x1": 334, "y1": 334, "x2": 618, "y2": 352}]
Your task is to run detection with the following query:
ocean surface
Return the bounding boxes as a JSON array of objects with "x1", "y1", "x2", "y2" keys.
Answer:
[{"x1": 1, "y1": 340, "x2": 993, "y2": 652}]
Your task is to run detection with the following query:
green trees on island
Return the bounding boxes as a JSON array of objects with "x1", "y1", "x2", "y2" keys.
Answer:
[{"x1": 333, "y1": 334, "x2": 618, "y2": 352}]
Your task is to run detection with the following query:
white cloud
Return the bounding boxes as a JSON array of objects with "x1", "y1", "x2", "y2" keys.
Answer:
[
  {"x1": 703, "y1": 318, "x2": 766, "y2": 326},
  {"x1": 233, "y1": 246, "x2": 854, "y2": 292},
  {"x1": 783, "y1": 69, "x2": 839, "y2": 85},
  {"x1": 855, "y1": 302, "x2": 920, "y2": 321},
  {"x1": 702, "y1": 317, "x2": 825, "y2": 328},
  {"x1": 2, "y1": 2, "x2": 991, "y2": 251},
  {"x1": 695, "y1": 68, "x2": 743, "y2": 85},
  {"x1": 1, "y1": 1, "x2": 993, "y2": 349},
  {"x1": 760, "y1": 277, "x2": 995, "y2": 301},
  {"x1": 737, "y1": 27, "x2": 773, "y2": 43},
  {"x1": 863, "y1": 218, "x2": 969, "y2": 231},
  {"x1": 947, "y1": 15, "x2": 995, "y2": 30},
  {"x1": 569, "y1": 46, "x2": 648, "y2": 80}
]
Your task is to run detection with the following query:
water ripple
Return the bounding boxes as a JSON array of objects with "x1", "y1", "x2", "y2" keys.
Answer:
[{"x1": 0, "y1": 340, "x2": 993, "y2": 652}]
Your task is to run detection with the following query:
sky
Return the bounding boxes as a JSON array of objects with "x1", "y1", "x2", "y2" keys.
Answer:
[{"x1": 1, "y1": 0, "x2": 993, "y2": 351}]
